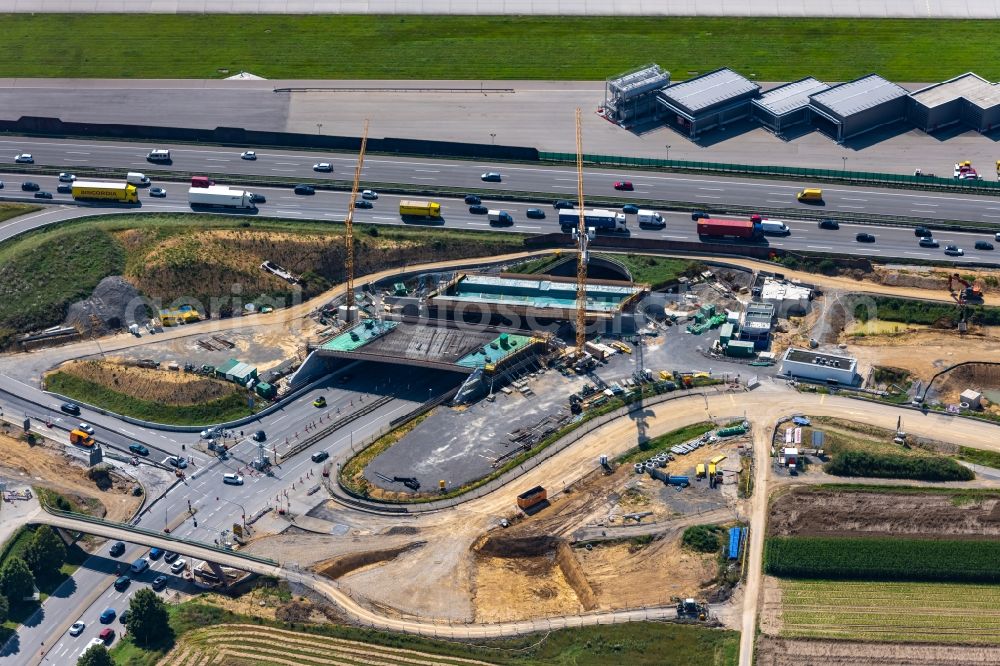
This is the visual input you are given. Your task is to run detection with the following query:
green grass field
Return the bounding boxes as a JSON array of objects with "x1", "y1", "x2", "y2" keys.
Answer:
[
  {"x1": 778, "y1": 579, "x2": 1000, "y2": 644},
  {"x1": 0, "y1": 16, "x2": 997, "y2": 80},
  {"x1": 0, "y1": 204, "x2": 41, "y2": 224}
]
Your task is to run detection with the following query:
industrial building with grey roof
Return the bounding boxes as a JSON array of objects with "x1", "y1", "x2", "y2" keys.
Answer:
[
  {"x1": 751, "y1": 77, "x2": 830, "y2": 134},
  {"x1": 656, "y1": 68, "x2": 760, "y2": 138},
  {"x1": 807, "y1": 74, "x2": 909, "y2": 142},
  {"x1": 908, "y1": 72, "x2": 1000, "y2": 133}
]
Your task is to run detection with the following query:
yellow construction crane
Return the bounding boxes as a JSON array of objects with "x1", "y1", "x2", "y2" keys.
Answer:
[
  {"x1": 574, "y1": 108, "x2": 589, "y2": 359},
  {"x1": 343, "y1": 119, "x2": 370, "y2": 320}
]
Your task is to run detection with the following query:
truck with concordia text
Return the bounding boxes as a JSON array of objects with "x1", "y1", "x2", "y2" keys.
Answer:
[
  {"x1": 188, "y1": 186, "x2": 256, "y2": 210},
  {"x1": 399, "y1": 200, "x2": 442, "y2": 219},
  {"x1": 696, "y1": 215, "x2": 763, "y2": 241},
  {"x1": 558, "y1": 208, "x2": 628, "y2": 234},
  {"x1": 71, "y1": 181, "x2": 140, "y2": 204}
]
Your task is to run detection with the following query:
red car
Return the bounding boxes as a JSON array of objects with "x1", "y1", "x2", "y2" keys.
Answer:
[
  {"x1": 614, "y1": 181, "x2": 634, "y2": 191},
  {"x1": 99, "y1": 627, "x2": 115, "y2": 642}
]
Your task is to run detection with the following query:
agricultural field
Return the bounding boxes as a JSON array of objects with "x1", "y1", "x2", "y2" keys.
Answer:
[
  {"x1": 764, "y1": 535, "x2": 1000, "y2": 583},
  {"x1": 0, "y1": 16, "x2": 997, "y2": 80},
  {"x1": 772, "y1": 579, "x2": 1000, "y2": 645}
]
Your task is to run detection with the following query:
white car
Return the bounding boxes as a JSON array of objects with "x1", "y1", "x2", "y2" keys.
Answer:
[
  {"x1": 58, "y1": 172, "x2": 76, "y2": 182},
  {"x1": 361, "y1": 189, "x2": 378, "y2": 200},
  {"x1": 200, "y1": 427, "x2": 220, "y2": 439},
  {"x1": 223, "y1": 473, "x2": 244, "y2": 486},
  {"x1": 69, "y1": 621, "x2": 85, "y2": 636},
  {"x1": 312, "y1": 162, "x2": 333, "y2": 172},
  {"x1": 14, "y1": 153, "x2": 33, "y2": 163},
  {"x1": 240, "y1": 151, "x2": 257, "y2": 160},
  {"x1": 78, "y1": 423, "x2": 95, "y2": 435},
  {"x1": 170, "y1": 559, "x2": 187, "y2": 574}
]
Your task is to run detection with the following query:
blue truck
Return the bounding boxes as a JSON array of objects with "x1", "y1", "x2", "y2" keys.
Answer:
[{"x1": 559, "y1": 209, "x2": 628, "y2": 234}]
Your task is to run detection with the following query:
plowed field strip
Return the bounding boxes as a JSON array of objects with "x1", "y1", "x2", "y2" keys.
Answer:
[{"x1": 198, "y1": 635, "x2": 457, "y2": 666}]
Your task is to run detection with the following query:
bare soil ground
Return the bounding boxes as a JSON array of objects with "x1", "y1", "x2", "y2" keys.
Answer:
[
  {"x1": 935, "y1": 362, "x2": 1000, "y2": 415},
  {"x1": 0, "y1": 430, "x2": 141, "y2": 522},
  {"x1": 54, "y1": 359, "x2": 240, "y2": 405},
  {"x1": 756, "y1": 636, "x2": 1000, "y2": 665},
  {"x1": 845, "y1": 327, "x2": 1000, "y2": 384},
  {"x1": 767, "y1": 486, "x2": 1000, "y2": 539}
]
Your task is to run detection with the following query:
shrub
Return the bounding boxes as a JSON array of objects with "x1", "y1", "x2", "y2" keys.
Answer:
[
  {"x1": 824, "y1": 450, "x2": 974, "y2": 482},
  {"x1": 682, "y1": 525, "x2": 724, "y2": 553}
]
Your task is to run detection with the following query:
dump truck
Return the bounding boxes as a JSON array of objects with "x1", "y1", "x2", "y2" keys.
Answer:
[
  {"x1": 558, "y1": 209, "x2": 627, "y2": 234},
  {"x1": 188, "y1": 186, "x2": 256, "y2": 210},
  {"x1": 71, "y1": 181, "x2": 139, "y2": 204},
  {"x1": 696, "y1": 215, "x2": 763, "y2": 240},
  {"x1": 516, "y1": 485, "x2": 547, "y2": 511},
  {"x1": 69, "y1": 429, "x2": 95, "y2": 447},
  {"x1": 399, "y1": 200, "x2": 441, "y2": 218}
]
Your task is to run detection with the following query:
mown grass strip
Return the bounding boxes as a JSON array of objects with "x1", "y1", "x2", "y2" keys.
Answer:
[{"x1": 0, "y1": 16, "x2": 998, "y2": 80}]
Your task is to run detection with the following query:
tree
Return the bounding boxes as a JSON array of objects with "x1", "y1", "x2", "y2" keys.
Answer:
[
  {"x1": 77, "y1": 644, "x2": 114, "y2": 666},
  {"x1": 126, "y1": 587, "x2": 172, "y2": 648},
  {"x1": 0, "y1": 593, "x2": 9, "y2": 624},
  {"x1": 24, "y1": 526, "x2": 67, "y2": 579},
  {"x1": 0, "y1": 557, "x2": 35, "y2": 602}
]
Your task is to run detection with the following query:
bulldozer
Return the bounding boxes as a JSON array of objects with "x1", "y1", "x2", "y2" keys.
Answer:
[{"x1": 675, "y1": 597, "x2": 709, "y2": 621}]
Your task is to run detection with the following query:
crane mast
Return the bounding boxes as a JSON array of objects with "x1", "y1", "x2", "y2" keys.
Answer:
[
  {"x1": 343, "y1": 119, "x2": 370, "y2": 320},
  {"x1": 574, "y1": 108, "x2": 589, "y2": 359}
]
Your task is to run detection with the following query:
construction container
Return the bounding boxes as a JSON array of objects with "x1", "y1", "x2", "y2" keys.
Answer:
[
  {"x1": 516, "y1": 486, "x2": 547, "y2": 510},
  {"x1": 717, "y1": 422, "x2": 749, "y2": 437},
  {"x1": 700, "y1": 303, "x2": 716, "y2": 317},
  {"x1": 696, "y1": 463, "x2": 706, "y2": 478},
  {"x1": 726, "y1": 340, "x2": 756, "y2": 358},
  {"x1": 254, "y1": 381, "x2": 276, "y2": 399},
  {"x1": 719, "y1": 323, "x2": 734, "y2": 345}
]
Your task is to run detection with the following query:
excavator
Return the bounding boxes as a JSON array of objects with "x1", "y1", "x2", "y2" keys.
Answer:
[{"x1": 948, "y1": 273, "x2": 984, "y2": 305}]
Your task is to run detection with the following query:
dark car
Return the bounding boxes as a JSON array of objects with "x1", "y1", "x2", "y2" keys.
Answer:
[
  {"x1": 622, "y1": 204, "x2": 640, "y2": 215},
  {"x1": 613, "y1": 181, "x2": 634, "y2": 191},
  {"x1": 525, "y1": 208, "x2": 546, "y2": 219},
  {"x1": 249, "y1": 193, "x2": 266, "y2": 204},
  {"x1": 163, "y1": 551, "x2": 179, "y2": 563},
  {"x1": 354, "y1": 200, "x2": 373, "y2": 209},
  {"x1": 293, "y1": 184, "x2": 315, "y2": 195},
  {"x1": 57, "y1": 184, "x2": 73, "y2": 194},
  {"x1": 252, "y1": 430, "x2": 267, "y2": 442},
  {"x1": 119, "y1": 610, "x2": 130, "y2": 625},
  {"x1": 918, "y1": 236, "x2": 939, "y2": 248},
  {"x1": 128, "y1": 443, "x2": 149, "y2": 456},
  {"x1": 149, "y1": 548, "x2": 164, "y2": 560},
  {"x1": 480, "y1": 171, "x2": 502, "y2": 182},
  {"x1": 21, "y1": 181, "x2": 40, "y2": 192},
  {"x1": 691, "y1": 211, "x2": 709, "y2": 221},
  {"x1": 61, "y1": 402, "x2": 81, "y2": 416},
  {"x1": 553, "y1": 200, "x2": 573, "y2": 210},
  {"x1": 975, "y1": 240, "x2": 995, "y2": 251},
  {"x1": 109, "y1": 541, "x2": 125, "y2": 557},
  {"x1": 311, "y1": 451, "x2": 330, "y2": 463},
  {"x1": 34, "y1": 191, "x2": 53, "y2": 199},
  {"x1": 100, "y1": 608, "x2": 116, "y2": 624},
  {"x1": 856, "y1": 232, "x2": 876, "y2": 243},
  {"x1": 914, "y1": 226, "x2": 932, "y2": 237},
  {"x1": 464, "y1": 194, "x2": 481, "y2": 205},
  {"x1": 818, "y1": 219, "x2": 840, "y2": 230},
  {"x1": 469, "y1": 205, "x2": 488, "y2": 214},
  {"x1": 151, "y1": 574, "x2": 168, "y2": 591},
  {"x1": 99, "y1": 627, "x2": 114, "y2": 642},
  {"x1": 113, "y1": 575, "x2": 130, "y2": 592}
]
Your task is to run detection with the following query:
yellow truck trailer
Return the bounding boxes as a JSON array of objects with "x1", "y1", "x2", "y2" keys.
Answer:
[
  {"x1": 71, "y1": 181, "x2": 139, "y2": 204},
  {"x1": 710, "y1": 454, "x2": 727, "y2": 465},
  {"x1": 399, "y1": 200, "x2": 441, "y2": 218}
]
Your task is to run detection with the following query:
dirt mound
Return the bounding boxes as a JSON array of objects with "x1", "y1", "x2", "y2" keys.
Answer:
[
  {"x1": 757, "y1": 637, "x2": 1000, "y2": 666},
  {"x1": 314, "y1": 541, "x2": 425, "y2": 580},
  {"x1": 65, "y1": 275, "x2": 148, "y2": 335},
  {"x1": 382, "y1": 525, "x2": 419, "y2": 536},
  {"x1": 54, "y1": 359, "x2": 239, "y2": 406},
  {"x1": 768, "y1": 487, "x2": 1000, "y2": 539}
]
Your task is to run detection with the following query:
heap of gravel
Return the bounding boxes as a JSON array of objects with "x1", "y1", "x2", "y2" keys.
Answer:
[{"x1": 65, "y1": 276, "x2": 150, "y2": 335}]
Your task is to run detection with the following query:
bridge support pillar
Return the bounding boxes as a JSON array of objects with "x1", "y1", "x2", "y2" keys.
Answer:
[
  {"x1": 207, "y1": 560, "x2": 230, "y2": 589},
  {"x1": 54, "y1": 527, "x2": 76, "y2": 545}
]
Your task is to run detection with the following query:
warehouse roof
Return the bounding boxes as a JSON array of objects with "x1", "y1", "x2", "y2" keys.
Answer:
[
  {"x1": 909, "y1": 72, "x2": 1000, "y2": 110},
  {"x1": 754, "y1": 78, "x2": 830, "y2": 116},
  {"x1": 809, "y1": 74, "x2": 908, "y2": 117},
  {"x1": 436, "y1": 274, "x2": 640, "y2": 314},
  {"x1": 658, "y1": 68, "x2": 759, "y2": 114},
  {"x1": 784, "y1": 348, "x2": 857, "y2": 371}
]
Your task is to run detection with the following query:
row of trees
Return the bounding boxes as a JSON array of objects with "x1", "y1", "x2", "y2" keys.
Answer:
[{"x1": 0, "y1": 525, "x2": 68, "y2": 622}]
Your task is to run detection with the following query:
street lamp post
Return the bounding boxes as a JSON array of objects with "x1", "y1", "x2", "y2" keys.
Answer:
[
  {"x1": 842, "y1": 156, "x2": 847, "y2": 171},
  {"x1": 316, "y1": 123, "x2": 323, "y2": 135},
  {"x1": 219, "y1": 496, "x2": 248, "y2": 530},
  {"x1": 666, "y1": 144, "x2": 671, "y2": 161},
  {"x1": 490, "y1": 132, "x2": 496, "y2": 145}
]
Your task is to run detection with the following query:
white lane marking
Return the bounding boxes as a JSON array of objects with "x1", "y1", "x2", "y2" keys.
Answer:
[
  {"x1": 838, "y1": 205, "x2": 866, "y2": 209},
  {"x1": 275, "y1": 162, "x2": 299, "y2": 165},
  {"x1": 905, "y1": 251, "x2": 931, "y2": 256},
  {"x1": 660, "y1": 234, "x2": 689, "y2": 239},
  {"x1": 270, "y1": 168, "x2": 296, "y2": 172},
  {"x1": 275, "y1": 210, "x2": 302, "y2": 215},
  {"x1": 519, "y1": 225, "x2": 541, "y2": 230},
  {"x1": 66, "y1": 151, "x2": 90, "y2": 155},
  {"x1": 554, "y1": 178, "x2": 577, "y2": 181},
  {"x1": 983, "y1": 214, "x2": 1000, "y2": 219},
  {"x1": 807, "y1": 245, "x2": 832, "y2": 250},
  {"x1": 699, "y1": 187, "x2": 724, "y2": 191},
  {"x1": 372, "y1": 216, "x2": 396, "y2": 221},
  {"x1": 272, "y1": 414, "x2": 288, "y2": 424},
  {"x1": 413, "y1": 177, "x2": 436, "y2": 180},
  {"x1": 700, "y1": 195, "x2": 721, "y2": 199},
  {"x1": 766, "y1": 200, "x2": 787, "y2": 204},
  {"x1": 911, "y1": 202, "x2": 938, "y2": 206},
  {"x1": 466, "y1": 222, "x2": 489, "y2": 226},
  {"x1": 552, "y1": 185, "x2": 576, "y2": 189},
  {"x1": 205, "y1": 158, "x2": 229, "y2": 162},
  {"x1": 414, "y1": 169, "x2": 440, "y2": 173},
  {"x1": 841, "y1": 197, "x2": 868, "y2": 201}
]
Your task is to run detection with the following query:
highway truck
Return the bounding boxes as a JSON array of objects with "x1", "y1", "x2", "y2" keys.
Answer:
[
  {"x1": 399, "y1": 200, "x2": 442, "y2": 219},
  {"x1": 558, "y1": 209, "x2": 628, "y2": 234},
  {"x1": 188, "y1": 186, "x2": 256, "y2": 210},
  {"x1": 71, "y1": 181, "x2": 140, "y2": 204},
  {"x1": 696, "y1": 215, "x2": 763, "y2": 241}
]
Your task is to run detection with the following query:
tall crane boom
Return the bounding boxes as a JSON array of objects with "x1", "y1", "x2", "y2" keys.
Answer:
[
  {"x1": 575, "y1": 108, "x2": 588, "y2": 358},
  {"x1": 344, "y1": 119, "x2": 370, "y2": 315}
]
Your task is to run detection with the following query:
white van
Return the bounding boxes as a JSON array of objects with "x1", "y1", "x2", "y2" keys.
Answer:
[
  {"x1": 146, "y1": 149, "x2": 170, "y2": 162},
  {"x1": 126, "y1": 172, "x2": 150, "y2": 186},
  {"x1": 760, "y1": 220, "x2": 790, "y2": 236},
  {"x1": 637, "y1": 210, "x2": 665, "y2": 228}
]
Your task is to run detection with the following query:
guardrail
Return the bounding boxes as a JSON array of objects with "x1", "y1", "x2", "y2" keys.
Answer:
[
  {"x1": 37, "y1": 502, "x2": 279, "y2": 566},
  {"x1": 540, "y1": 151, "x2": 1000, "y2": 195}
]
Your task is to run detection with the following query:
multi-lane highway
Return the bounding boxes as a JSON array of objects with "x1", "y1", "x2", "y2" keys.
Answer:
[
  {"x1": 2, "y1": 172, "x2": 1000, "y2": 267},
  {"x1": 4, "y1": 136, "x2": 1000, "y2": 227}
]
